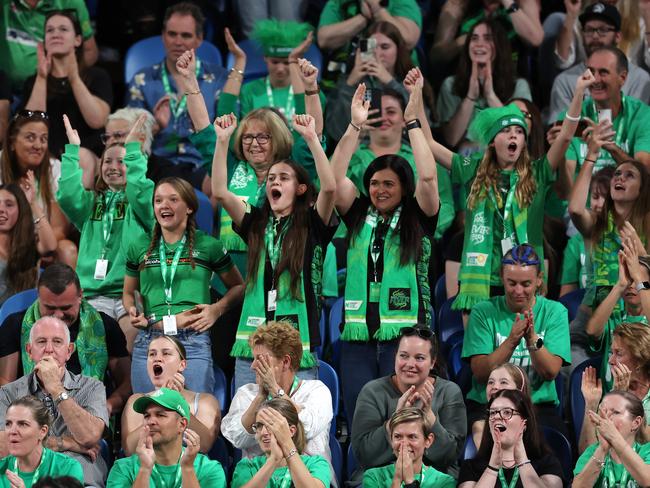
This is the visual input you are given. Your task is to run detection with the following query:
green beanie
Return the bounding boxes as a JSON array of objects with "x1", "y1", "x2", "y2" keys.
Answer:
[
  {"x1": 468, "y1": 104, "x2": 529, "y2": 146},
  {"x1": 251, "y1": 19, "x2": 313, "y2": 58}
]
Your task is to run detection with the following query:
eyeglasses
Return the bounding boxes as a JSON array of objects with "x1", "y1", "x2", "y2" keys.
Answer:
[
  {"x1": 100, "y1": 131, "x2": 128, "y2": 145},
  {"x1": 251, "y1": 422, "x2": 266, "y2": 433},
  {"x1": 583, "y1": 27, "x2": 616, "y2": 37},
  {"x1": 13, "y1": 110, "x2": 49, "y2": 122},
  {"x1": 242, "y1": 133, "x2": 271, "y2": 145},
  {"x1": 487, "y1": 407, "x2": 521, "y2": 420},
  {"x1": 400, "y1": 326, "x2": 435, "y2": 339},
  {"x1": 521, "y1": 110, "x2": 532, "y2": 120}
]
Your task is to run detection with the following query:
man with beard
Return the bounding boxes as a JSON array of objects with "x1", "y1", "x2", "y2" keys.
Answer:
[{"x1": 549, "y1": 2, "x2": 650, "y2": 122}]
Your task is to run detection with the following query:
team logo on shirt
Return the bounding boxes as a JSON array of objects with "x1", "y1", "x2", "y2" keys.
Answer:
[{"x1": 388, "y1": 288, "x2": 410, "y2": 310}]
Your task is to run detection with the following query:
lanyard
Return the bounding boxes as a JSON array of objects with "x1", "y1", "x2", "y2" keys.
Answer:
[
  {"x1": 488, "y1": 173, "x2": 517, "y2": 241},
  {"x1": 265, "y1": 217, "x2": 291, "y2": 271},
  {"x1": 369, "y1": 207, "x2": 401, "y2": 281},
  {"x1": 152, "y1": 447, "x2": 184, "y2": 488},
  {"x1": 161, "y1": 60, "x2": 202, "y2": 119},
  {"x1": 265, "y1": 77, "x2": 294, "y2": 119},
  {"x1": 101, "y1": 191, "x2": 122, "y2": 258},
  {"x1": 13, "y1": 449, "x2": 45, "y2": 484},
  {"x1": 279, "y1": 467, "x2": 293, "y2": 488},
  {"x1": 159, "y1": 234, "x2": 187, "y2": 312},
  {"x1": 267, "y1": 375, "x2": 300, "y2": 401},
  {"x1": 498, "y1": 467, "x2": 519, "y2": 488},
  {"x1": 604, "y1": 445, "x2": 638, "y2": 488}
]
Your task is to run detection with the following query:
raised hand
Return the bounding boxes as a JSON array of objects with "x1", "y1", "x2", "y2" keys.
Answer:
[
  {"x1": 364, "y1": 58, "x2": 392, "y2": 84},
  {"x1": 136, "y1": 424, "x2": 156, "y2": 469},
  {"x1": 399, "y1": 442, "x2": 415, "y2": 483},
  {"x1": 584, "y1": 119, "x2": 615, "y2": 152},
  {"x1": 153, "y1": 96, "x2": 171, "y2": 131},
  {"x1": 611, "y1": 361, "x2": 632, "y2": 391},
  {"x1": 213, "y1": 113, "x2": 238, "y2": 140},
  {"x1": 513, "y1": 419, "x2": 528, "y2": 463},
  {"x1": 617, "y1": 249, "x2": 633, "y2": 289},
  {"x1": 575, "y1": 68, "x2": 596, "y2": 92},
  {"x1": 20, "y1": 170, "x2": 37, "y2": 204},
  {"x1": 403, "y1": 67, "x2": 423, "y2": 94},
  {"x1": 258, "y1": 408, "x2": 294, "y2": 451},
  {"x1": 404, "y1": 74, "x2": 424, "y2": 122},
  {"x1": 225, "y1": 28, "x2": 246, "y2": 62},
  {"x1": 125, "y1": 114, "x2": 148, "y2": 145},
  {"x1": 395, "y1": 385, "x2": 417, "y2": 412},
  {"x1": 581, "y1": 366, "x2": 603, "y2": 409},
  {"x1": 482, "y1": 62, "x2": 496, "y2": 100},
  {"x1": 36, "y1": 43, "x2": 52, "y2": 80},
  {"x1": 350, "y1": 83, "x2": 370, "y2": 127},
  {"x1": 297, "y1": 58, "x2": 318, "y2": 90},
  {"x1": 61, "y1": 50, "x2": 80, "y2": 82},
  {"x1": 508, "y1": 312, "x2": 529, "y2": 348},
  {"x1": 289, "y1": 31, "x2": 313, "y2": 62},
  {"x1": 176, "y1": 49, "x2": 197, "y2": 81},
  {"x1": 63, "y1": 114, "x2": 81, "y2": 145},
  {"x1": 620, "y1": 221, "x2": 646, "y2": 256},
  {"x1": 292, "y1": 114, "x2": 317, "y2": 141},
  {"x1": 180, "y1": 428, "x2": 201, "y2": 467},
  {"x1": 468, "y1": 61, "x2": 480, "y2": 101},
  {"x1": 488, "y1": 422, "x2": 504, "y2": 467},
  {"x1": 253, "y1": 353, "x2": 280, "y2": 395}
]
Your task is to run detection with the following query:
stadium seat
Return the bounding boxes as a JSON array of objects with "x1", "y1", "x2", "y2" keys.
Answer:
[
  {"x1": 318, "y1": 359, "x2": 339, "y2": 437},
  {"x1": 448, "y1": 340, "x2": 464, "y2": 382},
  {"x1": 346, "y1": 443, "x2": 358, "y2": 481},
  {"x1": 328, "y1": 297, "x2": 344, "y2": 368},
  {"x1": 542, "y1": 425, "x2": 573, "y2": 483},
  {"x1": 0, "y1": 288, "x2": 37, "y2": 325},
  {"x1": 214, "y1": 364, "x2": 229, "y2": 414},
  {"x1": 208, "y1": 436, "x2": 231, "y2": 474},
  {"x1": 569, "y1": 356, "x2": 602, "y2": 446},
  {"x1": 434, "y1": 273, "x2": 446, "y2": 312},
  {"x1": 124, "y1": 36, "x2": 224, "y2": 83},
  {"x1": 437, "y1": 297, "x2": 464, "y2": 346},
  {"x1": 329, "y1": 436, "x2": 343, "y2": 486},
  {"x1": 463, "y1": 436, "x2": 477, "y2": 460},
  {"x1": 195, "y1": 190, "x2": 213, "y2": 235},
  {"x1": 558, "y1": 288, "x2": 585, "y2": 323}
]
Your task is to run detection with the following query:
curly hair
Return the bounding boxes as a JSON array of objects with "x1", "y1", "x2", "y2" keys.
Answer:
[{"x1": 248, "y1": 321, "x2": 303, "y2": 371}]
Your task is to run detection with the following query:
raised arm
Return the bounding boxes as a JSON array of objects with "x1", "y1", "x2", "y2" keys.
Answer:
[
  {"x1": 585, "y1": 254, "x2": 628, "y2": 340},
  {"x1": 25, "y1": 44, "x2": 50, "y2": 111},
  {"x1": 330, "y1": 83, "x2": 369, "y2": 215},
  {"x1": 176, "y1": 49, "x2": 210, "y2": 132},
  {"x1": 503, "y1": 0, "x2": 543, "y2": 47},
  {"x1": 292, "y1": 114, "x2": 335, "y2": 223},
  {"x1": 288, "y1": 33, "x2": 313, "y2": 99},
  {"x1": 297, "y1": 58, "x2": 324, "y2": 137},
  {"x1": 211, "y1": 114, "x2": 248, "y2": 227},
  {"x1": 555, "y1": 0, "x2": 580, "y2": 67},
  {"x1": 403, "y1": 70, "x2": 439, "y2": 217},
  {"x1": 429, "y1": 0, "x2": 466, "y2": 63},
  {"x1": 442, "y1": 61, "x2": 480, "y2": 147},
  {"x1": 547, "y1": 69, "x2": 595, "y2": 171}
]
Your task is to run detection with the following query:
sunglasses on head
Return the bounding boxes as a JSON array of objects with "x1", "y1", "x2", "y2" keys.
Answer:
[
  {"x1": 400, "y1": 326, "x2": 435, "y2": 339},
  {"x1": 13, "y1": 110, "x2": 49, "y2": 122}
]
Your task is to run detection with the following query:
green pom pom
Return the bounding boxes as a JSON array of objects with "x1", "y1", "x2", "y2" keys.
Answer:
[
  {"x1": 467, "y1": 104, "x2": 528, "y2": 146},
  {"x1": 251, "y1": 19, "x2": 313, "y2": 57}
]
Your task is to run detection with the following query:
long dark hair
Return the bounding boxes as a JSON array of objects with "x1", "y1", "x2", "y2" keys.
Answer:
[
  {"x1": 477, "y1": 389, "x2": 552, "y2": 460},
  {"x1": 246, "y1": 160, "x2": 315, "y2": 300},
  {"x1": 347, "y1": 155, "x2": 421, "y2": 265},
  {"x1": 0, "y1": 184, "x2": 39, "y2": 294},
  {"x1": 453, "y1": 19, "x2": 516, "y2": 103},
  {"x1": 142, "y1": 177, "x2": 198, "y2": 270}
]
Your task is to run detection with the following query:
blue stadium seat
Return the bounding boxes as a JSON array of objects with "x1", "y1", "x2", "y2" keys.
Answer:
[
  {"x1": 434, "y1": 273, "x2": 446, "y2": 312},
  {"x1": 208, "y1": 437, "x2": 231, "y2": 474},
  {"x1": 346, "y1": 443, "x2": 358, "y2": 481},
  {"x1": 328, "y1": 297, "x2": 344, "y2": 368},
  {"x1": 463, "y1": 436, "x2": 477, "y2": 460},
  {"x1": 329, "y1": 436, "x2": 343, "y2": 486},
  {"x1": 558, "y1": 288, "x2": 585, "y2": 323},
  {"x1": 437, "y1": 297, "x2": 464, "y2": 347},
  {"x1": 0, "y1": 288, "x2": 37, "y2": 325},
  {"x1": 213, "y1": 364, "x2": 229, "y2": 414},
  {"x1": 124, "y1": 36, "x2": 224, "y2": 83},
  {"x1": 318, "y1": 359, "x2": 339, "y2": 437},
  {"x1": 555, "y1": 373, "x2": 564, "y2": 417},
  {"x1": 542, "y1": 425, "x2": 573, "y2": 483},
  {"x1": 570, "y1": 356, "x2": 602, "y2": 446},
  {"x1": 448, "y1": 340, "x2": 464, "y2": 382},
  {"x1": 195, "y1": 190, "x2": 213, "y2": 235}
]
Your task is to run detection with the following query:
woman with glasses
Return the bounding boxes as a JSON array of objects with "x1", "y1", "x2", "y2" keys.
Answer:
[
  {"x1": 574, "y1": 390, "x2": 650, "y2": 487},
  {"x1": 458, "y1": 389, "x2": 563, "y2": 488},
  {"x1": 22, "y1": 10, "x2": 111, "y2": 165},
  {"x1": 351, "y1": 325, "x2": 466, "y2": 485},
  {"x1": 231, "y1": 397, "x2": 331, "y2": 488},
  {"x1": 331, "y1": 72, "x2": 440, "y2": 420}
]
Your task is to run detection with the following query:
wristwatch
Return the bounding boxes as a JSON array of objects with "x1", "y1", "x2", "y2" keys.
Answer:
[
  {"x1": 635, "y1": 281, "x2": 650, "y2": 292},
  {"x1": 527, "y1": 336, "x2": 544, "y2": 351},
  {"x1": 54, "y1": 391, "x2": 69, "y2": 406},
  {"x1": 403, "y1": 481, "x2": 420, "y2": 488},
  {"x1": 506, "y1": 2, "x2": 520, "y2": 14},
  {"x1": 275, "y1": 388, "x2": 286, "y2": 398}
]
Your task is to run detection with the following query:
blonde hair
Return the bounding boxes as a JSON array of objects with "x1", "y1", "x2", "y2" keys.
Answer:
[
  {"x1": 614, "y1": 0, "x2": 640, "y2": 58},
  {"x1": 233, "y1": 108, "x2": 293, "y2": 164}
]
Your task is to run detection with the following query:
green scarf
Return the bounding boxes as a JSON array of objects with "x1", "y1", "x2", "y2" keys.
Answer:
[
  {"x1": 453, "y1": 171, "x2": 528, "y2": 310},
  {"x1": 593, "y1": 213, "x2": 622, "y2": 288},
  {"x1": 220, "y1": 161, "x2": 265, "y2": 252},
  {"x1": 343, "y1": 207, "x2": 420, "y2": 341},
  {"x1": 21, "y1": 300, "x2": 108, "y2": 380},
  {"x1": 231, "y1": 215, "x2": 316, "y2": 368}
]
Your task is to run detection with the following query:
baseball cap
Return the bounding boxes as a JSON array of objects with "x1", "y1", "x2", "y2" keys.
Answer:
[
  {"x1": 579, "y1": 3, "x2": 621, "y2": 31},
  {"x1": 133, "y1": 387, "x2": 190, "y2": 421}
]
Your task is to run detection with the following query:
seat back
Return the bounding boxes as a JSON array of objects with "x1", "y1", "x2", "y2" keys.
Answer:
[
  {"x1": 570, "y1": 356, "x2": 602, "y2": 445},
  {"x1": 0, "y1": 289, "x2": 38, "y2": 325},
  {"x1": 437, "y1": 297, "x2": 464, "y2": 345},
  {"x1": 213, "y1": 364, "x2": 229, "y2": 413},
  {"x1": 124, "y1": 36, "x2": 223, "y2": 83},
  {"x1": 434, "y1": 273, "x2": 447, "y2": 312},
  {"x1": 463, "y1": 436, "x2": 477, "y2": 460},
  {"x1": 329, "y1": 436, "x2": 343, "y2": 486},
  {"x1": 195, "y1": 190, "x2": 213, "y2": 234},
  {"x1": 346, "y1": 443, "x2": 358, "y2": 481},
  {"x1": 542, "y1": 425, "x2": 573, "y2": 483},
  {"x1": 558, "y1": 288, "x2": 585, "y2": 323},
  {"x1": 328, "y1": 297, "x2": 344, "y2": 367}
]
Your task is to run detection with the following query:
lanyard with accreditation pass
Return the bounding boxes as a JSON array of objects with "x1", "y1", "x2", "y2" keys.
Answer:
[
  {"x1": 159, "y1": 234, "x2": 186, "y2": 335},
  {"x1": 94, "y1": 191, "x2": 123, "y2": 280}
]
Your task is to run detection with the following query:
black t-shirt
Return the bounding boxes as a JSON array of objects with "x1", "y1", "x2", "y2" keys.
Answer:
[
  {"x1": 22, "y1": 66, "x2": 113, "y2": 157},
  {"x1": 341, "y1": 195, "x2": 438, "y2": 338},
  {"x1": 458, "y1": 453, "x2": 564, "y2": 486},
  {"x1": 0, "y1": 310, "x2": 129, "y2": 378},
  {"x1": 235, "y1": 205, "x2": 338, "y2": 348}
]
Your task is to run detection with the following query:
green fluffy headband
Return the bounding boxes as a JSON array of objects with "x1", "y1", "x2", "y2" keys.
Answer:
[
  {"x1": 251, "y1": 19, "x2": 313, "y2": 58},
  {"x1": 468, "y1": 104, "x2": 529, "y2": 146}
]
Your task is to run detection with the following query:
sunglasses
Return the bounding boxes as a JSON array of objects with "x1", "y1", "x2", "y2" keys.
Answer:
[
  {"x1": 13, "y1": 110, "x2": 49, "y2": 122},
  {"x1": 400, "y1": 326, "x2": 435, "y2": 339}
]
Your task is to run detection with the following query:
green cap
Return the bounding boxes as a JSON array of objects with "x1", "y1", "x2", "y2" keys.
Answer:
[
  {"x1": 133, "y1": 388, "x2": 190, "y2": 421},
  {"x1": 468, "y1": 104, "x2": 528, "y2": 146},
  {"x1": 251, "y1": 19, "x2": 313, "y2": 58}
]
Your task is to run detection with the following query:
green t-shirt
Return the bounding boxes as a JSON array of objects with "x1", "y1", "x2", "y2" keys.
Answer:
[
  {"x1": 452, "y1": 153, "x2": 554, "y2": 285},
  {"x1": 363, "y1": 464, "x2": 456, "y2": 488},
  {"x1": 125, "y1": 230, "x2": 234, "y2": 319},
  {"x1": 231, "y1": 454, "x2": 331, "y2": 488},
  {"x1": 574, "y1": 442, "x2": 650, "y2": 486},
  {"x1": 0, "y1": 448, "x2": 83, "y2": 488},
  {"x1": 318, "y1": 0, "x2": 422, "y2": 28},
  {"x1": 107, "y1": 452, "x2": 226, "y2": 487},
  {"x1": 0, "y1": 0, "x2": 93, "y2": 91},
  {"x1": 565, "y1": 94, "x2": 650, "y2": 173},
  {"x1": 462, "y1": 295, "x2": 571, "y2": 404},
  {"x1": 560, "y1": 233, "x2": 588, "y2": 287},
  {"x1": 349, "y1": 143, "x2": 454, "y2": 240}
]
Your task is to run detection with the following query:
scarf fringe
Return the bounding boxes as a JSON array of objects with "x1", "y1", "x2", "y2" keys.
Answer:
[
  {"x1": 230, "y1": 339, "x2": 253, "y2": 359},
  {"x1": 452, "y1": 293, "x2": 485, "y2": 311},
  {"x1": 340, "y1": 322, "x2": 370, "y2": 342},
  {"x1": 373, "y1": 323, "x2": 405, "y2": 341}
]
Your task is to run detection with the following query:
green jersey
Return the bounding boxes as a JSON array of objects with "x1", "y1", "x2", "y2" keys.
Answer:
[
  {"x1": 0, "y1": 448, "x2": 83, "y2": 488},
  {"x1": 363, "y1": 464, "x2": 456, "y2": 488},
  {"x1": 125, "y1": 230, "x2": 233, "y2": 319},
  {"x1": 574, "y1": 442, "x2": 650, "y2": 487},
  {"x1": 231, "y1": 455, "x2": 331, "y2": 488},
  {"x1": 462, "y1": 295, "x2": 571, "y2": 404},
  {"x1": 57, "y1": 142, "x2": 154, "y2": 297},
  {"x1": 560, "y1": 233, "x2": 588, "y2": 288},
  {"x1": 107, "y1": 452, "x2": 226, "y2": 487}
]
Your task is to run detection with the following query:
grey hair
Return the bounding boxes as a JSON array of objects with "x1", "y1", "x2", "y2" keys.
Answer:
[
  {"x1": 107, "y1": 108, "x2": 155, "y2": 156},
  {"x1": 29, "y1": 317, "x2": 70, "y2": 345}
]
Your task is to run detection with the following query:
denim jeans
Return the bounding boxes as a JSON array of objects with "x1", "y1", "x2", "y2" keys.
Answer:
[
  {"x1": 233, "y1": 357, "x2": 318, "y2": 393},
  {"x1": 132, "y1": 328, "x2": 215, "y2": 393},
  {"x1": 340, "y1": 340, "x2": 398, "y2": 422}
]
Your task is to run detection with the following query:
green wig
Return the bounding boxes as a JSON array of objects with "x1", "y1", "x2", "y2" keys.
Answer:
[
  {"x1": 251, "y1": 19, "x2": 313, "y2": 58},
  {"x1": 468, "y1": 104, "x2": 528, "y2": 146}
]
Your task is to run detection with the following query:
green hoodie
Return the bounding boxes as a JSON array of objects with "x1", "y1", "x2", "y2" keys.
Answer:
[{"x1": 57, "y1": 142, "x2": 155, "y2": 297}]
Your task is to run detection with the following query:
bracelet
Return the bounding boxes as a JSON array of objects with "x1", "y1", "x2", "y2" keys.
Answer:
[
  {"x1": 466, "y1": 95, "x2": 477, "y2": 102},
  {"x1": 288, "y1": 59, "x2": 298, "y2": 64},
  {"x1": 592, "y1": 455, "x2": 605, "y2": 467},
  {"x1": 185, "y1": 89, "x2": 201, "y2": 96},
  {"x1": 350, "y1": 122, "x2": 361, "y2": 132},
  {"x1": 486, "y1": 465, "x2": 499, "y2": 472},
  {"x1": 230, "y1": 68, "x2": 244, "y2": 76},
  {"x1": 406, "y1": 119, "x2": 422, "y2": 131},
  {"x1": 305, "y1": 88, "x2": 320, "y2": 96},
  {"x1": 516, "y1": 460, "x2": 531, "y2": 468},
  {"x1": 565, "y1": 113, "x2": 581, "y2": 122},
  {"x1": 584, "y1": 158, "x2": 596, "y2": 164},
  {"x1": 285, "y1": 448, "x2": 297, "y2": 460},
  {"x1": 33, "y1": 215, "x2": 46, "y2": 225}
]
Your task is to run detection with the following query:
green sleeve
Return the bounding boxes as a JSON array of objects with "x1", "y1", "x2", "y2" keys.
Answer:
[
  {"x1": 318, "y1": 0, "x2": 344, "y2": 28},
  {"x1": 560, "y1": 234, "x2": 581, "y2": 285},
  {"x1": 435, "y1": 164, "x2": 455, "y2": 240},
  {"x1": 631, "y1": 104, "x2": 650, "y2": 154},
  {"x1": 362, "y1": 466, "x2": 384, "y2": 487},
  {"x1": 240, "y1": 82, "x2": 254, "y2": 119},
  {"x1": 70, "y1": 0, "x2": 94, "y2": 38},
  {"x1": 124, "y1": 142, "x2": 155, "y2": 231},
  {"x1": 451, "y1": 152, "x2": 479, "y2": 187},
  {"x1": 294, "y1": 92, "x2": 306, "y2": 114},
  {"x1": 305, "y1": 456, "x2": 331, "y2": 487},
  {"x1": 461, "y1": 302, "x2": 496, "y2": 359},
  {"x1": 207, "y1": 236, "x2": 235, "y2": 274},
  {"x1": 541, "y1": 301, "x2": 572, "y2": 366},
  {"x1": 64, "y1": 457, "x2": 84, "y2": 482},
  {"x1": 435, "y1": 472, "x2": 458, "y2": 488},
  {"x1": 105, "y1": 460, "x2": 134, "y2": 487},
  {"x1": 573, "y1": 443, "x2": 598, "y2": 477},
  {"x1": 125, "y1": 240, "x2": 143, "y2": 278},
  {"x1": 197, "y1": 458, "x2": 227, "y2": 487},
  {"x1": 217, "y1": 92, "x2": 239, "y2": 117},
  {"x1": 388, "y1": 0, "x2": 423, "y2": 27},
  {"x1": 231, "y1": 458, "x2": 258, "y2": 488},
  {"x1": 56, "y1": 143, "x2": 95, "y2": 230},
  {"x1": 565, "y1": 137, "x2": 580, "y2": 163},
  {"x1": 189, "y1": 125, "x2": 217, "y2": 168},
  {"x1": 534, "y1": 156, "x2": 556, "y2": 188}
]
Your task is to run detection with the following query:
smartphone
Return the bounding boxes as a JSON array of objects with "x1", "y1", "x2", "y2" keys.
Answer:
[
  {"x1": 364, "y1": 87, "x2": 383, "y2": 128},
  {"x1": 598, "y1": 109, "x2": 612, "y2": 124},
  {"x1": 359, "y1": 37, "x2": 376, "y2": 62}
]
